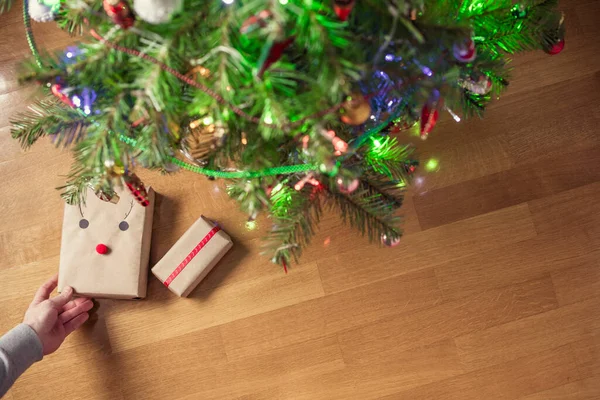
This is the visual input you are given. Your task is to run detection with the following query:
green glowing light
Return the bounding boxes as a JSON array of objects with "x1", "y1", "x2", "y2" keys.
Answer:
[
  {"x1": 425, "y1": 158, "x2": 439, "y2": 171},
  {"x1": 264, "y1": 115, "x2": 273, "y2": 124},
  {"x1": 279, "y1": 0, "x2": 289, "y2": 4},
  {"x1": 272, "y1": 183, "x2": 284, "y2": 194},
  {"x1": 245, "y1": 220, "x2": 257, "y2": 230},
  {"x1": 202, "y1": 116, "x2": 214, "y2": 125},
  {"x1": 373, "y1": 139, "x2": 382, "y2": 148}
]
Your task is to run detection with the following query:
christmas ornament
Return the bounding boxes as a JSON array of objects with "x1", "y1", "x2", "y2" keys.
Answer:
[
  {"x1": 103, "y1": 0, "x2": 135, "y2": 29},
  {"x1": 240, "y1": 10, "x2": 273, "y2": 34},
  {"x1": 258, "y1": 37, "x2": 295, "y2": 77},
  {"x1": 180, "y1": 119, "x2": 219, "y2": 165},
  {"x1": 133, "y1": 0, "x2": 182, "y2": 24},
  {"x1": 341, "y1": 93, "x2": 371, "y2": 125},
  {"x1": 336, "y1": 177, "x2": 360, "y2": 194},
  {"x1": 459, "y1": 73, "x2": 493, "y2": 95},
  {"x1": 453, "y1": 38, "x2": 476, "y2": 63},
  {"x1": 51, "y1": 84, "x2": 74, "y2": 107},
  {"x1": 185, "y1": 65, "x2": 211, "y2": 80},
  {"x1": 124, "y1": 173, "x2": 150, "y2": 207},
  {"x1": 404, "y1": 162, "x2": 417, "y2": 175},
  {"x1": 333, "y1": 0, "x2": 355, "y2": 21},
  {"x1": 28, "y1": 0, "x2": 60, "y2": 22},
  {"x1": 381, "y1": 233, "x2": 401, "y2": 247},
  {"x1": 545, "y1": 38, "x2": 565, "y2": 55},
  {"x1": 420, "y1": 104, "x2": 438, "y2": 139},
  {"x1": 104, "y1": 159, "x2": 126, "y2": 177},
  {"x1": 545, "y1": 14, "x2": 565, "y2": 55}
]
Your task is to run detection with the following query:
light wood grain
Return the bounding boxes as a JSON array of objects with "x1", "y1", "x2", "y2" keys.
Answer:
[
  {"x1": 378, "y1": 344, "x2": 580, "y2": 400},
  {"x1": 1, "y1": 0, "x2": 600, "y2": 398},
  {"x1": 454, "y1": 296, "x2": 600, "y2": 371}
]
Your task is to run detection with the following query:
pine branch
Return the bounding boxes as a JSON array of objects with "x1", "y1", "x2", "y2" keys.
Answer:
[
  {"x1": 326, "y1": 182, "x2": 401, "y2": 244},
  {"x1": 362, "y1": 135, "x2": 414, "y2": 181},
  {"x1": 263, "y1": 184, "x2": 323, "y2": 266},
  {"x1": 362, "y1": 174, "x2": 406, "y2": 211},
  {"x1": 0, "y1": 0, "x2": 13, "y2": 14},
  {"x1": 10, "y1": 97, "x2": 88, "y2": 148},
  {"x1": 227, "y1": 179, "x2": 270, "y2": 220}
]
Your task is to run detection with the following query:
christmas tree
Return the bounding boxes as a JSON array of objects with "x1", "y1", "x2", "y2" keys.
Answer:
[{"x1": 6, "y1": 0, "x2": 564, "y2": 269}]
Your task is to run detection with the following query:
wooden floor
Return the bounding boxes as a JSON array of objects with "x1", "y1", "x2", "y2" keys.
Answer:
[{"x1": 1, "y1": 1, "x2": 600, "y2": 399}]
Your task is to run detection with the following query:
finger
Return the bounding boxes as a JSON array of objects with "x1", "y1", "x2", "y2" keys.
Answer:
[
  {"x1": 59, "y1": 299, "x2": 94, "y2": 324},
  {"x1": 32, "y1": 274, "x2": 59, "y2": 305},
  {"x1": 61, "y1": 297, "x2": 91, "y2": 313},
  {"x1": 64, "y1": 313, "x2": 89, "y2": 336},
  {"x1": 48, "y1": 286, "x2": 73, "y2": 309}
]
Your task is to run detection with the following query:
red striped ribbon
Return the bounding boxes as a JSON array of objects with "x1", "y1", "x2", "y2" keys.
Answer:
[{"x1": 163, "y1": 226, "x2": 221, "y2": 287}]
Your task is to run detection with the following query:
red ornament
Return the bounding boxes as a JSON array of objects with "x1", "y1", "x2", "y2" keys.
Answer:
[
  {"x1": 240, "y1": 10, "x2": 273, "y2": 34},
  {"x1": 103, "y1": 0, "x2": 135, "y2": 29},
  {"x1": 124, "y1": 173, "x2": 150, "y2": 207},
  {"x1": 51, "y1": 84, "x2": 74, "y2": 107},
  {"x1": 420, "y1": 105, "x2": 438, "y2": 139},
  {"x1": 333, "y1": 0, "x2": 355, "y2": 21},
  {"x1": 453, "y1": 38, "x2": 476, "y2": 63},
  {"x1": 545, "y1": 38, "x2": 565, "y2": 55},
  {"x1": 258, "y1": 36, "x2": 295, "y2": 77},
  {"x1": 96, "y1": 243, "x2": 110, "y2": 255}
]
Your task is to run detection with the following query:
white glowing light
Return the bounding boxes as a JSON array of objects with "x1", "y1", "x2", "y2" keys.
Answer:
[{"x1": 223, "y1": 0, "x2": 234, "y2": 4}]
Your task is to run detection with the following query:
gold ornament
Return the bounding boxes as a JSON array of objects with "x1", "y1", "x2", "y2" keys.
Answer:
[
  {"x1": 180, "y1": 118, "x2": 225, "y2": 165},
  {"x1": 341, "y1": 93, "x2": 371, "y2": 125},
  {"x1": 185, "y1": 65, "x2": 211, "y2": 81},
  {"x1": 104, "y1": 159, "x2": 126, "y2": 177}
]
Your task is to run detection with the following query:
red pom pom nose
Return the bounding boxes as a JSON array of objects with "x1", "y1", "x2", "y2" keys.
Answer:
[{"x1": 96, "y1": 244, "x2": 110, "y2": 255}]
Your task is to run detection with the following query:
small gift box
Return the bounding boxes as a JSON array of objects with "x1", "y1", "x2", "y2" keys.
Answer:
[
  {"x1": 152, "y1": 216, "x2": 233, "y2": 297},
  {"x1": 58, "y1": 186, "x2": 155, "y2": 299}
]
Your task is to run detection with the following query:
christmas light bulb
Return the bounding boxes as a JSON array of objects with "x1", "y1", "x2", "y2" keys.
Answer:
[{"x1": 425, "y1": 158, "x2": 439, "y2": 172}]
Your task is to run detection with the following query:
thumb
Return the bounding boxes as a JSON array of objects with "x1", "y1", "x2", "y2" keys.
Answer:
[{"x1": 49, "y1": 286, "x2": 73, "y2": 309}]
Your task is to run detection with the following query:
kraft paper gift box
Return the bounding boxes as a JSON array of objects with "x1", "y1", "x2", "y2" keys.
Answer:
[
  {"x1": 58, "y1": 186, "x2": 155, "y2": 299},
  {"x1": 152, "y1": 216, "x2": 233, "y2": 297}
]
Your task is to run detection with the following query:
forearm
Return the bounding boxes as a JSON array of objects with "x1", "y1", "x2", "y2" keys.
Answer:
[{"x1": 0, "y1": 324, "x2": 43, "y2": 398}]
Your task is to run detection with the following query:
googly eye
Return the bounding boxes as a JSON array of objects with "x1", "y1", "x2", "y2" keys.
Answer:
[
  {"x1": 79, "y1": 219, "x2": 89, "y2": 229},
  {"x1": 119, "y1": 221, "x2": 129, "y2": 231}
]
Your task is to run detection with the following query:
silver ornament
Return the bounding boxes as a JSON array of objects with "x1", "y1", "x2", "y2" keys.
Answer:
[
  {"x1": 133, "y1": 0, "x2": 183, "y2": 24},
  {"x1": 459, "y1": 75, "x2": 493, "y2": 95},
  {"x1": 381, "y1": 233, "x2": 401, "y2": 247},
  {"x1": 336, "y1": 177, "x2": 360, "y2": 194},
  {"x1": 28, "y1": 0, "x2": 55, "y2": 22}
]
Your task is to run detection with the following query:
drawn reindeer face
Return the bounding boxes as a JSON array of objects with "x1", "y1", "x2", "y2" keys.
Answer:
[{"x1": 58, "y1": 187, "x2": 154, "y2": 299}]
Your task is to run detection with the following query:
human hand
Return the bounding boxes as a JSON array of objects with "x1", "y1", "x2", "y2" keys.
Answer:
[{"x1": 23, "y1": 274, "x2": 93, "y2": 356}]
